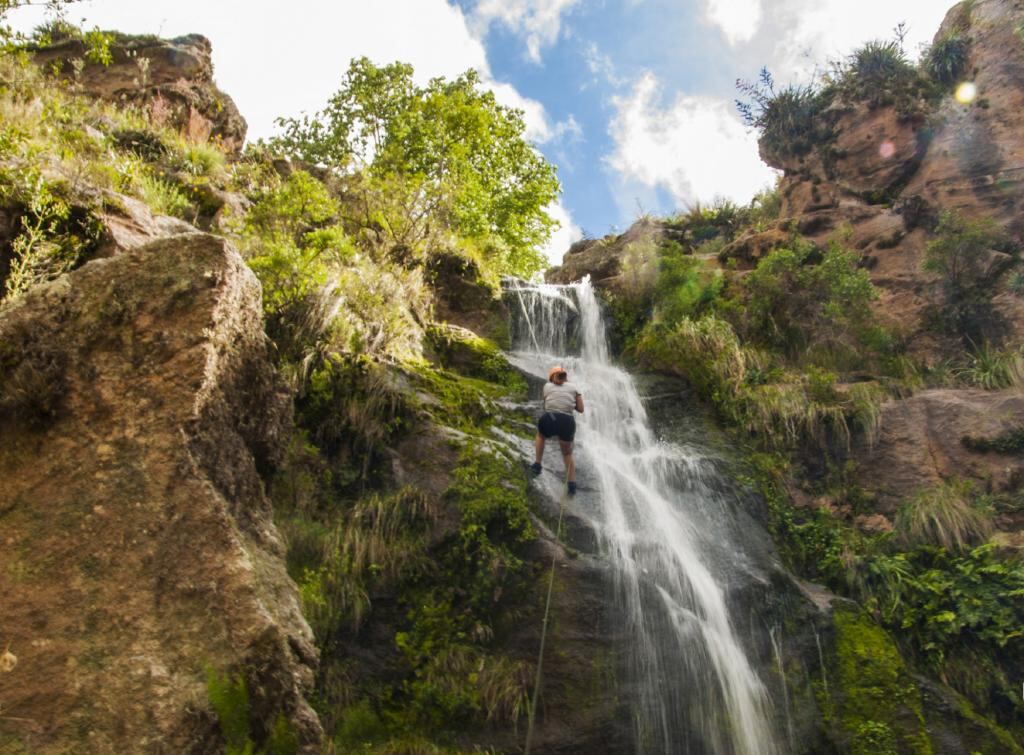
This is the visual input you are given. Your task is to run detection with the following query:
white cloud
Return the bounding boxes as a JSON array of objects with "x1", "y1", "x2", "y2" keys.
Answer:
[
  {"x1": 5, "y1": 0, "x2": 556, "y2": 146},
  {"x1": 471, "y1": 0, "x2": 579, "y2": 63},
  {"x1": 765, "y1": 0, "x2": 949, "y2": 79},
  {"x1": 703, "y1": 0, "x2": 763, "y2": 46},
  {"x1": 542, "y1": 201, "x2": 583, "y2": 267},
  {"x1": 606, "y1": 73, "x2": 778, "y2": 209}
]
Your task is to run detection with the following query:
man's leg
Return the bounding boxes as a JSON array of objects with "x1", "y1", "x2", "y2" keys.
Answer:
[{"x1": 559, "y1": 439, "x2": 575, "y2": 483}]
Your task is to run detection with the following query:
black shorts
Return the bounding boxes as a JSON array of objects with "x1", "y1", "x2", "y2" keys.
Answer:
[{"x1": 538, "y1": 412, "x2": 576, "y2": 442}]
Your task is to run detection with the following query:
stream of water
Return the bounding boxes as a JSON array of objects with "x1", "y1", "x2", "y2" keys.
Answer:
[{"x1": 504, "y1": 278, "x2": 779, "y2": 755}]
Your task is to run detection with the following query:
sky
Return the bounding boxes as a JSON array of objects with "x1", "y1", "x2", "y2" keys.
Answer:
[{"x1": 9, "y1": 0, "x2": 952, "y2": 265}]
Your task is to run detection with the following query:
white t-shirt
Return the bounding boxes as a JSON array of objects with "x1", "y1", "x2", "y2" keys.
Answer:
[{"x1": 543, "y1": 381, "x2": 581, "y2": 415}]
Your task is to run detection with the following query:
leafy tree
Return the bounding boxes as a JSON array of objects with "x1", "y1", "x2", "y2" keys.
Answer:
[{"x1": 273, "y1": 57, "x2": 560, "y2": 277}]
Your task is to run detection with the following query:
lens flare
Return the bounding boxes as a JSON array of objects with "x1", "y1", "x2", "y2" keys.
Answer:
[
  {"x1": 955, "y1": 82, "x2": 977, "y2": 104},
  {"x1": 879, "y1": 140, "x2": 896, "y2": 159}
]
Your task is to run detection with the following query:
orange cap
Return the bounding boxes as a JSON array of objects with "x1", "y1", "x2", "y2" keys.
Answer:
[{"x1": 548, "y1": 366, "x2": 567, "y2": 381}]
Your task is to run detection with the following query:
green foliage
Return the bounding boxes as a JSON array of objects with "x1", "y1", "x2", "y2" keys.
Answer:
[
  {"x1": 730, "y1": 239, "x2": 883, "y2": 367},
  {"x1": 895, "y1": 480, "x2": 993, "y2": 550},
  {"x1": 132, "y1": 169, "x2": 191, "y2": 217},
  {"x1": 736, "y1": 68, "x2": 828, "y2": 160},
  {"x1": 651, "y1": 244, "x2": 723, "y2": 328},
  {"x1": 923, "y1": 212, "x2": 1014, "y2": 344},
  {"x1": 273, "y1": 57, "x2": 559, "y2": 278},
  {"x1": 206, "y1": 668, "x2": 254, "y2": 755},
  {"x1": 923, "y1": 34, "x2": 969, "y2": 89},
  {"x1": 0, "y1": 165, "x2": 101, "y2": 303},
  {"x1": 961, "y1": 426, "x2": 1024, "y2": 454},
  {"x1": 953, "y1": 343, "x2": 1023, "y2": 390}
]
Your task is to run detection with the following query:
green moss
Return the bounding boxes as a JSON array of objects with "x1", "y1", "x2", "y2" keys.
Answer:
[
  {"x1": 824, "y1": 604, "x2": 932, "y2": 755},
  {"x1": 425, "y1": 324, "x2": 527, "y2": 397}
]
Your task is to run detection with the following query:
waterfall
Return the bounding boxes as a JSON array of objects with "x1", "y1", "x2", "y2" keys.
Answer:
[{"x1": 505, "y1": 277, "x2": 779, "y2": 755}]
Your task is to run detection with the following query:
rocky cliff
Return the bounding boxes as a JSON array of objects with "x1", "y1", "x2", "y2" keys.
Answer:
[
  {"x1": 0, "y1": 234, "x2": 321, "y2": 752},
  {"x1": 31, "y1": 32, "x2": 247, "y2": 153}
]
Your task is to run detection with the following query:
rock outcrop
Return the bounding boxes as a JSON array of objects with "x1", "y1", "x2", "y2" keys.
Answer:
[
  {"x1": 854, "y1": 389, "x2": 1024, "y2": 511},
  {"x1": 0, "y1": 234, "x2": 321, "y2": 752},
  {"x1": 547, "y1": 217, "x2": 683, "y2": 297},
  {"x1": 32, "y1": 32, "x2": 247, "y2": 152}
]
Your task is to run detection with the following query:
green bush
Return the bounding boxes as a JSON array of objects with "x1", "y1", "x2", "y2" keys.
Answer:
[
  {"x1": 953, "y1": 343, "x2": 1024, "y2": 390},
  {"x1": 923, "y1": 212, "x2": 1014, "y2": 344},
  {"x1": 652, "y1": 246, "x2": 723, "y2": 327},
  {"x1": 732, "y1": 239, "x2": 882, "y2": 366},
  {"x1": 835, "y1": 39, "x2": 931, "y2": 110},
  {"x1": 923, "y1": 34, "x2": 969, "y2": 89},
  {"x1": 736, "y1": 69, "x2": 828, "y2": 160},
  {"x1": 925, "y1": 33, "x2": 970, "y2": 89}
]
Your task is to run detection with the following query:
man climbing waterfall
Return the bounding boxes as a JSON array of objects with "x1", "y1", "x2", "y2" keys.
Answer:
[{"x1": 531, "y1": 365, "x2": 585, "y2": 494}]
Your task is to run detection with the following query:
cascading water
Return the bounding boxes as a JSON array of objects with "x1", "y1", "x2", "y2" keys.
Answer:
[{"x1": 505, "y1": 277, "x2": 779, "y2": 755}]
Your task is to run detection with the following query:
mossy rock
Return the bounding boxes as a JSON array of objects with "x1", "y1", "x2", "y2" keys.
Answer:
[
  {"x1": 425, "y1": 323, "x2": 527, "y2": 397},
  {"x1": 821, "y1": 602, "x2": 932, "y2": 754}
]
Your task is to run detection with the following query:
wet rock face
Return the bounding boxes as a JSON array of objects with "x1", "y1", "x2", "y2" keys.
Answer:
[
  {"x1": 31, "y1": 33, "x2": 247, "y2": 152},
  {"x1": 0, "y1": 234, "x2": 321, "y2": 752}
]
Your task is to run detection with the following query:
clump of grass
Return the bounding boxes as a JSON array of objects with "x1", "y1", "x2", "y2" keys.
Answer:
[
  {"x1": 736, "y1": 68, "x2": 828, "y2": 161},
  {"x1": 176, "y1": 137, "x2": 228, "y2": 178},
  {"x1": 922, "y1": 34, "x2": 969, "y2": 89},
  {"x1": 953, "y1": 343, "x2": 1024, "y2": 390},
  {"x1": 895, "y1": 480, "x2": 993, "y2": 550},
  {"x1": 132, "y1": 170, "x2": 191, "y2": 217}
]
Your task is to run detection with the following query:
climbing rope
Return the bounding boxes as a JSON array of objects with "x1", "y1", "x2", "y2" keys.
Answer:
[{"x1": 523, "y1": 486, "x2": 567, "y2": 755}]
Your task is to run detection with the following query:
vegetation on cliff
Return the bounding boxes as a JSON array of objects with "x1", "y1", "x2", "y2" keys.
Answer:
[{"x1": 0, "y1": 12, "x2": 564, "y2": 750}]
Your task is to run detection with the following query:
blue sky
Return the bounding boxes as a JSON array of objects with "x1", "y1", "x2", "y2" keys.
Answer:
[{"x1": 10, "y1": 0, "x2": 951, "y2": 264}]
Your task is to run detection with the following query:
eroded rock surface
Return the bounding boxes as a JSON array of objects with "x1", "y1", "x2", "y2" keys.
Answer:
[
  {"x1": 0, "y1": 234, "x2": 320, "y2": 752},
  {"x1": 854, "y1": 389, "x2": 1024, "y2": 511},
  {"x1": 32, "y1": 33, "x2": 247, "y2": 152}
]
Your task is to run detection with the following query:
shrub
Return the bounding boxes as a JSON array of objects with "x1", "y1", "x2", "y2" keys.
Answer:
[
  {"x1": 736, "y1": 68, "x2": 827, "y2": 160},
  {"x1": 923, "y1": 212, "x2": 1014, "y2": 344},
  {"x1": 895, "y1": 480, "x2": 993, "y2": 550},
  {"x1": 132, "y1": 170, "x2": 191, "y2": 217},
  {"x1": 923, "y1": 34, "x2": 969, "y2": 89},
  {"x1": 953, "y1": 343, "x2": 1024, "y2": 390},
  {"x1": 836, "y1": 39, "x2": 930, "y2": 110},
  {"x1": 652, "y1": 246, "x2": 723, "y2": 327},
  {"x1": 735, "y1": 239, "x2": 881, "y2": 366}
]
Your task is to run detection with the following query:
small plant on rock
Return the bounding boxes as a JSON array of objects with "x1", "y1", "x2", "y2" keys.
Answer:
[
  {"x1": 895, "y1": 480, "x2": 993, "y2": 550},
  {"x1": 923, "y1": 33, "x2": 969, "y2": 89}
]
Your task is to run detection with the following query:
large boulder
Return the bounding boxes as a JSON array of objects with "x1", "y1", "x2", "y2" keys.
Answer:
[
  {"x1": 31, "y1": 33, "x2": 247, "y2": 153},
  {"x1": 853, "y1": 388, "x2": 1024, "y2": 512},
  {"x1": 0, "y1": 234, "x2": 321, "y2": 752},
  {"x1": 546, "y1": 217, "x2": 670, "y2": 296}
]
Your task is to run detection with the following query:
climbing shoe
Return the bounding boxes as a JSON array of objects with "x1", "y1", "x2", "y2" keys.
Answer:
[
  {"x1": 530, "y1": 462, "x2": 542, "y2": 476},
  {"x1": 567, "y1": 481, "x2": 577, "y2": 496}
]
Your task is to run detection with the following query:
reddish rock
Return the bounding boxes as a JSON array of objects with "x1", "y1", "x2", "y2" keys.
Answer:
[
  {"x1": 853, "y1": 388, "x2": 1024, "y2": 512},
  {"x1": 0, "y1": 234, "x2": 321, "y2": 752},
  {"x1": 903, "y1": 0, "x2": 1024, "y2": 236}
]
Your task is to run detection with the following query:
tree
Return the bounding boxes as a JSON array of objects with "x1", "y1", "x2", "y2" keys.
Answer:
[{"x1": 272, "y1": 58, "x2": 560, "y2": 277}]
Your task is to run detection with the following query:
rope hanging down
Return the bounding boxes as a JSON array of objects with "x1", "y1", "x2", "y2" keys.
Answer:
[{"x1": 523, "y1": 487, "x2": 567, "y2": 755}]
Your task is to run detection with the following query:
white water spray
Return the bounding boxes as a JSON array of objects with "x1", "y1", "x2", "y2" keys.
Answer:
[{"x1": 506, "y1": 278, "x2": 778, "y2": 755}]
